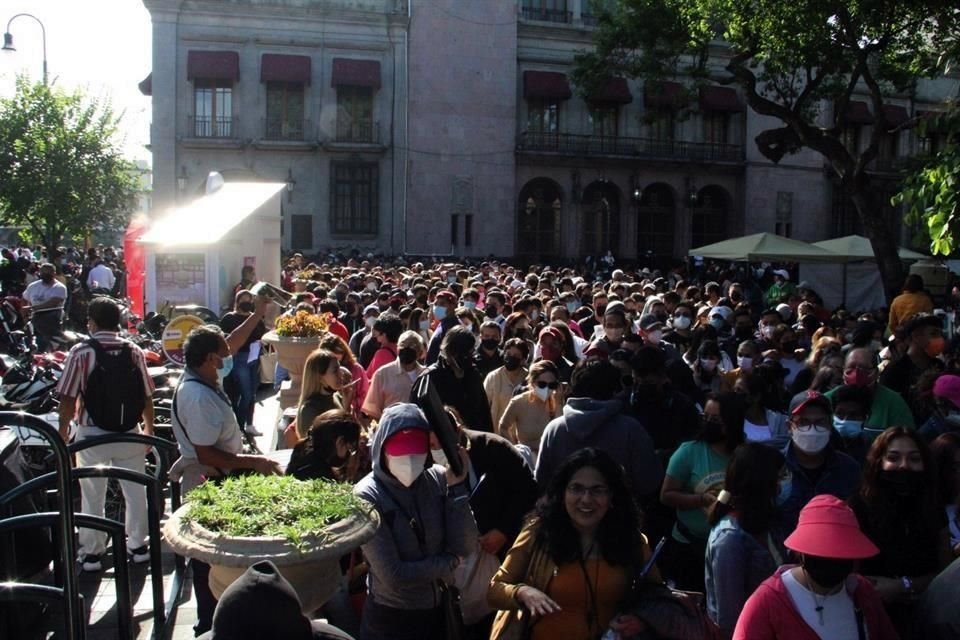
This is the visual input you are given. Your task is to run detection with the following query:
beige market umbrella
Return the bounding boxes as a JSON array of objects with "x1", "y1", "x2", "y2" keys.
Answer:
[{"x1": 688, "y1": 232, "x2": 837, "y2": 263}]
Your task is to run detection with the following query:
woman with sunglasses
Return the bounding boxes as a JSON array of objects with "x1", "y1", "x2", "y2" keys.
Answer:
[
  {"x1": 498, "y1": 361, "x2": 561, "y2": 463},
  {"x1": 488, "y1": 448, "x2": 661, "y2": 640}
]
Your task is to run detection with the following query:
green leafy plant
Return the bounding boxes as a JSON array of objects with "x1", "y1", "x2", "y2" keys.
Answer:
[
  {"x1": 185, "y1": 475, "x2": 365, "y2": 547},
  {"x1": 274, "y1": 310, "x2": 330, "y2": 338}
]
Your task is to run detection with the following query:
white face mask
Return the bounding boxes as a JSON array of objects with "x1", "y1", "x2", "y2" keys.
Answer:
[
  {"x1": 431, "y1": 448, "x2": 449, "y2": 468},
  {"x1": 386, "y1": 453, "x2": 427, "y2": 487},
  {"x1": 738, "y1": 356, "x2": 753, "y2": 371},
  {"x1": 646, "y1": 329, "x2": 663, "y2": 345},
  {"x1": 791, "y1": 427, "x2": 831, "y2": 454},
  {"x1": 534, "y1": 386, "x2": 551, "y2": 402},
  {"x1": 673, "y1": 316, "x2": 692, "y2": 330},
  {"x1": 700, "y1": 358, "x2": 718, "y2": 372},
  {"x1": 604, "y1": 327, "x2": 625, "y2": 343},
  {"x1": 761, "y1": 324, "x2": 776, "y2": 339},
  {"x1": 406, "y1": 370, "x2": 419, "y2": 382},
  {"x1": 365, "y1": 316, "x2": 377, "y2": 329},
  {"x1": 366, "y1": 282, "x2": 377, "y2": 291}
]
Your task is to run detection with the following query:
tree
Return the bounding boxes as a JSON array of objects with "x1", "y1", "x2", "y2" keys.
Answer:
[
  {"x1": 574, "y1": 0, "x2": 960, "y2": 299},
  {"x1": 894, "y1": 105, "x2": 960, "y2": 255},
  {"x1": 0, "y1": 77, "x2": 138, "y2": 257}
]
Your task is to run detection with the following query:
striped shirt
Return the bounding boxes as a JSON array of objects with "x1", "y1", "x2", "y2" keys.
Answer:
[{"x1": 56, "y1": 331, "x2": 154, "y2": 429}]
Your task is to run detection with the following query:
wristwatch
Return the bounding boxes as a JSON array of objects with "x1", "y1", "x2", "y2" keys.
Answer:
[{"x1": 901, "y1": 576, "x2": 914, "y2": 595}]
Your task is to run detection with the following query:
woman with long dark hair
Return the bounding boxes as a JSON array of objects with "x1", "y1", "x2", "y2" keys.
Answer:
[
  {"x1": 930, "y1": 432, "x2": 960, "y2": 558},
  {"x1": 488, "y1": 448, "x2": 660, "y2": 640},
  {"x1": 849, "y1": 426, "x2": 952, "y2": 639},
  {"x1": 705, "y1": 443, "x2": 786, "y2": 638}
]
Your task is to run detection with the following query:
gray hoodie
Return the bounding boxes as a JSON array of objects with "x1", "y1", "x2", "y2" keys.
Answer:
[
  {"x1": 353, "y1": 403, "x2": 478, "y2": 610},
  {"x1": 535, "y1": 396, "x2": 663, "y2": 497}
]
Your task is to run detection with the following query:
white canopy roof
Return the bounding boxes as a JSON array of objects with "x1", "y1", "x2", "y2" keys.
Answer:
[{"x1": 140, "y1": 182, "x2": 285, "y2": 246}]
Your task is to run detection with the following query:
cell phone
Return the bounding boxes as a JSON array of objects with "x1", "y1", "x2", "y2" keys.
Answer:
[{"x1": 639, "y1": 537, "x2": 667, "y2": 579}]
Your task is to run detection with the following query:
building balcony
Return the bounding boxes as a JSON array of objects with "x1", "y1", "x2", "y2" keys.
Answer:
[
  {"x1": 182, "y1": 115, "x2": 242, "y2": 149},
  {"x1": 324, "y1": 120, "x2": 387, "y2": 153},
  {"x1": 520, "y1": 7, "x2": 573, "y2": 23},
  {"x1": 516, "y1": 131, "x2": 744, "y2": 163},
  {"x1": 263, "y1": 117, "x2": 313, "y2": 142}
]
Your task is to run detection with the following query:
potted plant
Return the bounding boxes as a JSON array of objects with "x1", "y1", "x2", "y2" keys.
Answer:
[
  {"x1": 163, "y1": 475, "x2": 379, "y2": 613},
  {"x1": 261, "y1": 310, "x2": 331, "y2": 408}
]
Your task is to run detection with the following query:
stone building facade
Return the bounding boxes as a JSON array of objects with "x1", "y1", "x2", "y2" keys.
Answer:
[{"x1": 141, "y1": 0, "x2": 958, "y2": 262}]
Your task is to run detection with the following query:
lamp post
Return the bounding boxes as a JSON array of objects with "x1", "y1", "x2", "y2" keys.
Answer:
[{"x1": 3, "y1": 13, "x2": 47, "y2": 85}]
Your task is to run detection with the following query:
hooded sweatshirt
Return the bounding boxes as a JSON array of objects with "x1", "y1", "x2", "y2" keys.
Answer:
[
  {"x1": 534, "y1": 397, "x2": 663, "y2": 498},
  {"x1": 353, "y1": 403, "x2": 478, "y2": 610}
]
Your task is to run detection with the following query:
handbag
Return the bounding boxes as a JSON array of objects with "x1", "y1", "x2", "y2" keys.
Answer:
[
  {"x1": 452, "y1": 548, "x2": 502, "y2": 625},
  {"x1": 438, "y1": 580, "x2": 465, "y2": 640},
  {"x1": 259, "y1": 342, "x2": 277, "y2": 384}
]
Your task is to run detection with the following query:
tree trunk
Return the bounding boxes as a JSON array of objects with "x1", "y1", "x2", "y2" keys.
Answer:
[{"x1": 849, "y1": 189, "x2": 904, "y2": 304}]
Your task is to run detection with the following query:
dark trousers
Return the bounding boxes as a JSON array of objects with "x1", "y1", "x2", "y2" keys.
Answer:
[
  {"x1": 662, "y1": 536, "x2": 707, "y2": 593},
  {"x1": 190, "y1": 559, "x2": 217, "y2": 636},
  {"x1": 30, "y1": 311, "x2": 60, "y2": 351},
  {"x1": 359, "y1": 599, "x2": 443, "y2": 640}
]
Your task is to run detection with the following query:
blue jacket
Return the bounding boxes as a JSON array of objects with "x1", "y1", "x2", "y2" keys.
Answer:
[
  {"x1": 776, "y1": 442, "x2": 861, "y2": 537},
  {"x1": 353, "y1": 403, "x2": 478, "y2": 609}
]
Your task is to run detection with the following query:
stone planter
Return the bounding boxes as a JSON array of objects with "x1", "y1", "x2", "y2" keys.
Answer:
[
  {"x1": 163, "y1": 500, "x2": 379, "y2": 614},
  {"x1": 261, "y1": 331, "x2": 323, "y2": 409}
]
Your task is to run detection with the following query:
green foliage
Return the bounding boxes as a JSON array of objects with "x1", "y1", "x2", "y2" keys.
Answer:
[
  {"x1": 0, "y1": 77, "x2": 139, "y2": 254},
  {"x1": 185, "y1": 475, "x2": 367, "y2": 548},
  {"x1": 894, "y1": 106, "x2": 960, "y2": 255}
]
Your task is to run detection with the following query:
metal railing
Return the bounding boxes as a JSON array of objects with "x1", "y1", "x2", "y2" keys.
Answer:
[
  {"x1": 263, "y1": 117, "x2": 312, "y2": 141},
  {"x1": 581, "y1": 13, "x2": 598, "y2": 26},
  {"x1": 517, "y1": 131, "x2": 744, "y2": 162},
  {"x1": 520, "y1": 7, "x2": 573, "y2": 23},
  {"x1": 335, "y1": 120, "x2": 380, "y2": 144},
  {"x1": 189, "y1": 114, "x2": 236, "y2": 138}
]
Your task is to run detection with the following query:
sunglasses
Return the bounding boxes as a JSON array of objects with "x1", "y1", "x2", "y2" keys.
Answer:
[{"x1": 535, "y1": 380, "x2": 560, "y2": 390}]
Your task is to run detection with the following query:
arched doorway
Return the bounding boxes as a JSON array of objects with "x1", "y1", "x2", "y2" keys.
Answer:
[
  {"x1": 517, "y1": 178, "x2": 563, "y2": 262},
  {"x1": 580, "y1": 181, "x2": 620, "y2": 257},
  {"x1": 637, "y1": 182, "x2": 676, "y2": 258},
  {"x1": 691, "y1": 185, "x2": 730, "y2": 248}
]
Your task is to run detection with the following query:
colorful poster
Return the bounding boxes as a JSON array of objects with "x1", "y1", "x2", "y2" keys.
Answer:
[
  {"x1": 161, "y1": 314, "x2": 204, "y2": 365},
  {"x1": 156, "y1": 253, "x2": 207, "y2": 307}
]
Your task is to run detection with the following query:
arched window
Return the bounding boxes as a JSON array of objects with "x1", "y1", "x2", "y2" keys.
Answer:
[
  {"x1": 691, "y1": 185, "x2": 729, "y2": 248},
  {"x1": 517, "y1": 178, "x2": 563, "y2": 261},
  {"x1": 637, "y1": 183, "x2": 675, "y2": 258},
  {"x1": 580, "y1": 181, "x2": 620, "y2": 257}
]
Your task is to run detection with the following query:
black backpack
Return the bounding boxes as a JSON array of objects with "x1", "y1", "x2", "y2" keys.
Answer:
[{"x1": 81, "y1": 339, "x2": 146, "y2": 432}]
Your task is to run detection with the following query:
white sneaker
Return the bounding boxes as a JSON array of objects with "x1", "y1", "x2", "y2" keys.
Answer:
[{"x1": 244, "y1": 424, "x2": 263, "y2": 437}]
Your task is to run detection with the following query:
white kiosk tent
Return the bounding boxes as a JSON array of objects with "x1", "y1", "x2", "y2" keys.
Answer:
[{"x1": 139, "y1": 180, "x2": 284, "y2": 316}]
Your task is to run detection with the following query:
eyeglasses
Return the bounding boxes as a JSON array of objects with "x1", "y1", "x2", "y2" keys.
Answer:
[
  {"x1": 566, "y1": 483, "x2": 610, "y2": 499},
  {"x1": 535, "y1": 380, "x2": 560, "y2": 390},
  {"x1": 792, "y1": 420, "x2": 831, "y2": 432}
]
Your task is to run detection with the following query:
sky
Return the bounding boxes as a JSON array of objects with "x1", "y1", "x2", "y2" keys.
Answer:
[{"x1": 0, "y1": 0, "x2": 153, "y2": 164}]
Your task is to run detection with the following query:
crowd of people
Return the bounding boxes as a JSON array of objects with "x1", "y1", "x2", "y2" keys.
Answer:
[{"x1": 172, "y1": 252, "x2": 960, "y2": 640}]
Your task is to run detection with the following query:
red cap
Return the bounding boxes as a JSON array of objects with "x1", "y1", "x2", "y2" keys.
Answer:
[
  {"x1": 383, "y1": 428, "x2": 429, "y2": 456},
  {"x1": 538, "y1": 326, "x2": 564, "y2": 343},
  {"x1": 933, "y1": 374, "x2": 960, "y2": 408},
  {"x1": 784, "y1": 495, "x2": 879, "y2": 559},
  {"x1": 435, "y1": 290, "x2": 457, "y2": 304}
]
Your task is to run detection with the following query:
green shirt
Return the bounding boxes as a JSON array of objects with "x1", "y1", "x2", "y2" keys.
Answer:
[
  {"x1": 665, "y1": 440, "x2": 729, "y2": 542},
  {"x1": 764, "y1": 282, "x2": 796, "y2": 306},
  {"x1": 825, "y1": 384, "x2": 914, "y2": 443}
]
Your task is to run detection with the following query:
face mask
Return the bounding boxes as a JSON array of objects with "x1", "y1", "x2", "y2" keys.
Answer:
[
  {"x1": 41, "y1": 274, "x2": 54, "y2": 283},
  {"x1": 878, "y1": 469, "x2": 924, "y2": 497},
  {"x1": 843, "y1": 368, "x2": 873, "y2": 388},
  {"x1": 419, "y1": 319, "x2": 430, "y2": 331},
  {"x1": 237, "y1": 301, "x2": 255, "y2": 313},
  {"x1": 346, "y1": 304, "x2": 358, "y2": 315},
  {"x1": 926, "y1": 336, "x2": 946, "y2": 357},
  {"x1": 737, "y1": 356, "x2": 753, "y2": 371},
  {"x1": 386, "y1": 453, "x2": 427, "y2": 487},
  {"x1": 709, "y1": 317, "x2": 725, "y2": 331},
  {"x1": 596, "y1": 305, "x2": 607, "y2": 317},
  {"x1": 542, "y1": 344, "x2": 563, "y2": 362},
  {"x1": 699, "y1": 358, "x2": 718, "y2": 372},
  {"x1": 485, "y1": 306, "x2": 500, "y2": 319},
  {"x1": 761, "y1": 324, "x2": 776, "y2": 340},
  {"x1": 735, "y1": 326, "x2": 753, "y2": 340},
  {"x1": 366, "y1": 282, "x2": 377, "y2": 291},
  {"x1": 776, "y1": 477, "x2": 791, "y2": 506},
  {"x1": 534, "y1": 386, "x2": 551, "y2": 402},
  {"x1": 633, "y1": 382, "x2": 660, "y2": 403},
  {"x1": 447, "y1": 275, "x2": 456, "y2": 284},
  {"x1": 803, "y1": 555, "x2": 853, "y2": 590},
  {"x1": 433, "y1": 305, "x2": 447, "y2": 321},
  {"x1": 655, "y1": 312, "x2": 668, "y2": 323},
  {"x1": 398, "y1": 347, "x2": 418, "y2": 365},
  {"x1": 730, "y1": 292, "x2": 743, "y2": 303},
  {"x1": 566, "y1": 301, "x2": 578, "y2": 314},
  {"x1": 781, "y1": 340, "x2": 799, "y2": 353},
  {"x1": 407, "y1": 370, "x2": 419, "y2": 382},
  {"x1": 944, "y1": 410, "x2": 960, "y2": 427},
  {"x1": 646, "y1": 329, "x2": 663, "y2": 345},
  {"x1": 604, "y1": 327, "x2": 625, "y2": 343},
  {"x1": 701, "y1": 418, "x2": 725, "y2": 443},
  {"x1": 791, "y1": 426, "x2": 830, "y2": 454},
  {"x1": 504, "y1": 355, "x2": 522, "y2": 371},
  {"x1": 431, "y1": 448, "x2": 449, "y2": 468},
  {"x1": 217, "y1": 354, "x2": 234, "y2": 384},
  {"x1": 833, "y1": 416, "x2": 863, "y2": 439},
  {"x1": 463, "y1": 300, "x2": 477, "y2": 311},
  {"x1": 365, "y1": 316, "x2": 377, "y2": 329},
  {"x1": 480, "y1": 338, "x2": 499, "y2": 352},
  {"x1": 529, "y1": 310, "x2": 540, "y2": 322},
  {"x1": 673, "y1": 316, "x2": 692, "y2": 330}
]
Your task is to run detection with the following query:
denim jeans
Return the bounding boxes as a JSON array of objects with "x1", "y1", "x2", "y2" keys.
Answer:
[{"x1": 226, "y1": 353, "x2": 258, "y2": 426}]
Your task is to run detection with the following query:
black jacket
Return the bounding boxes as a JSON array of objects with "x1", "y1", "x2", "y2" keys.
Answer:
[{"x1": 417, "y1": 357, "x2": 494, "y2": 433}]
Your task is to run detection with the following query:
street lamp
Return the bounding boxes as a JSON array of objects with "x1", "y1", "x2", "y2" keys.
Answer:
[
  {"x1": 286, "y1": 168, "x2": 296, "y2": 203},
  {"x1": 3, "y1": 13, "x2": 48, "y2": 85}
]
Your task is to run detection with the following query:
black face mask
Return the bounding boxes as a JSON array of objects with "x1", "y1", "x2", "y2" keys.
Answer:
[
  {"x1": 781, "y1": 340, "x2": 799, "y2": 353},
  {"x1": 503, "y1": 355, "x2": 523, "y2": 371},
  {"x1": 735, "y1": 326, "x2": 753, "y2": 340},
  {"x1": 237, "y1": 301, "x2": 255, "y2": 313},
  {"x1": 398, "y1": 347, "x2": 418, "y2": 365},
  {"x1": 803, "y1": 555, "x2": 853, "y2": 590},
  {"x1": 596, "y1": 305, "x2": 607, "y2": 316},
  {"x1": 701, "y1": 418, "x2": 725, "y2": 443},
  {"x1": 878, "y1": 469, "x2": 924, "y2": 497},
  {"x1": 655, "y1": 312, "x2": 668, "y2": 323},
  {"x1": 480, "y1": 338, "x2": 499, "y2": 353},
  {"x1": 41, "y1": 274, "x2": 54, "y2": 283},
  {"x1": 346, "y1": 304, "x2": 358, "y2": 315},
  {"x1": 730, "y1": 292, "x2": 743, "y2": 303},
  {"x1": 485, "y1": 306, "x2": 500, "y2": 319},
  {"x1": 633, "y1": 382, "x2": 661, "y2": 402}
]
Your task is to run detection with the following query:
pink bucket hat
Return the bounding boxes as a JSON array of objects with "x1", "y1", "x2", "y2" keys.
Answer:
[
  {"x1": 933, "y1": 374, "x2": 960, "y2": 409},
  {"x1": 784, "y1": 495, "x2": 879, "y2": 560}
]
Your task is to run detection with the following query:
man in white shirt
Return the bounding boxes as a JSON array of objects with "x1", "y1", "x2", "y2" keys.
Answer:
[
  {"x1": 22, "y1": 263, "x2": 67, "y2": 351},
  {"x1": 86, "y1": 259, "x2": 116, "y2": 292}
]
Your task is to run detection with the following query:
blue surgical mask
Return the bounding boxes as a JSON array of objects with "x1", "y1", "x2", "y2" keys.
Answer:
[
  {"x1": 419, "y1": 319, "x2": 430, "y2": 331},
  {"x1": 833, "y1": 416, "x2": 864, "y2": 439},
  {"x1": 776, "y1": 477, "x2": 792, "y2": 506},
  {"x1": 217, "y1": 354, "x2": 234, "y2": 384},
  {"x1": 433, "y1": 305, "x2": 447, "y2": 321},
  {"x1": 463, "y1": 300, "x2": 477, "y2": 311},
  {"x1": 709, "y1": 317, "x2": 725, "y2": 330}
]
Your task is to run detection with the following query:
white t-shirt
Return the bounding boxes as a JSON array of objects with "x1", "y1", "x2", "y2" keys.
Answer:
[
  {"x1": 743, "y1": 419, "x2": 771, "y2": 442},
  {"x1": 87, "y1": 263, "x2": 116, "y2": 290},
  {"x1": 782, "y1": 569, "x2": 863, "y2": 640},
  {"x1": 23, "y1": 278, "x2": 67, "y2": 311}
]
